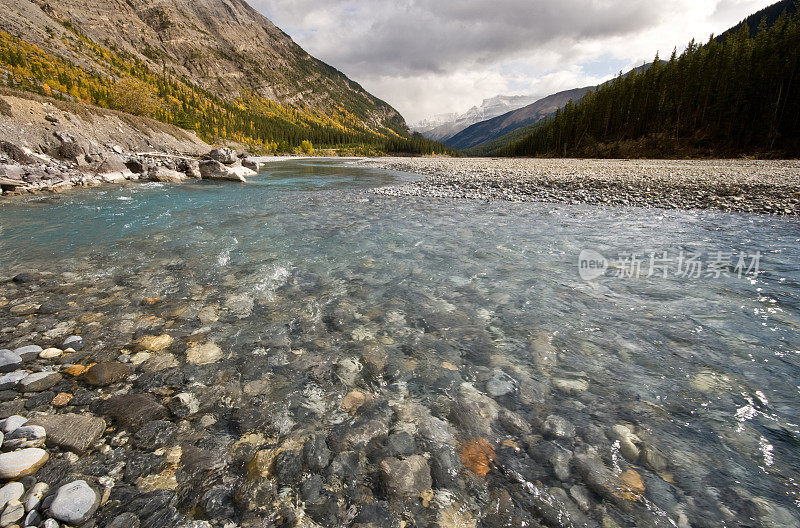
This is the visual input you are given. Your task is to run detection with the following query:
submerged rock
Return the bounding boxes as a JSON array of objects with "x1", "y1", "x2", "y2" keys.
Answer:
[
  {"x1": 379, "y1": 455, "x2": 432, "y2": 499},
  {"x1": 82, "y1": 362, "x2": 130, "y2": 386},
  {"x1": 28, "y1": 413, "x2": 106, "y2": 453},
  {"x1": 185, "y1": 343, "x2": 223, "y2": 365},
  {"x1": 101, "y1": 394, "x2": 169, "y2": 429},
  {"x1": 542, "y1": 415, "x2": 575, "y2": 439}
]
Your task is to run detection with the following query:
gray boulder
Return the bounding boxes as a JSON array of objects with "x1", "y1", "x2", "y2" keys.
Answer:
[
  {"x1": 148, "y1": 167, "x2": 186, "y2": 183},
  {"x1": 199, "y1": 160, "x2": 252, "y2": 182},
  {"x1": 242, "y1": 158, "x2": 267, "y2": 172},
  {"x1": 208, "y1": 148, "x2": 237, "y2": 164},
  {"x1": 57, "y1": 142, "x2": 85, "y2": 164},
  {"x1": 125, "y1": 159, "x2": 147, "y2": 174},
  {"x1": 95, "y1": 154, "x2": 128, "y2": 175}
]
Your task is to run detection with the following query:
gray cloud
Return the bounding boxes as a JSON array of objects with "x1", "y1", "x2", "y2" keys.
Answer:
[
  {"x1": 256, "y1": 0, "x2": 661, "y2": 76},
  {"x1": 252, "y1": 0, "x2": 778, "y2": 123}
]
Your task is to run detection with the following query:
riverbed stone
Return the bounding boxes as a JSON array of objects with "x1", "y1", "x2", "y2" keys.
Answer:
[
  {"x1": 136, "y1": 334, "x2": 173, "y2": 352},
  {"x1": 24, "y1": 508, "x2": 42, "y2": 527},
  {"x1": 82, "y1": 362, "x2": 130, "y2": 386},
  {"x1": 379, "y1": 455, "x2": 432, "y2": 499},
  {"x1": 542, "y1": 415, "x2": 575, "y2": 439},
  {"x1": 0, "y1": 371, "x2": 27, "y2": 391},
  {"x1": 0, "y1": 415, "x2": 27, "y2": 434},
  {"x1": 0, "y1": 498, "x2": 24, "y2": 526},
  {"x1": 0, "y1": 351, "x2": 22, "y2": 373},
  {"x1": 185, "y1": 343, "x2": 223, "y2": 365},
  {"x1": 39, "y1": 348, "x2": 63, "y2": 359},
  {"x1": 166, "y1": 392, "x2": 199, "y2": 418},
  {"x1": 13, "y1": 346, "x2": 42, "y2": 362},
  {"x1": 9, "y1": 303, "x2": 39, "y2": 316},
  {"x1": 61, "y1": 336, "x2": 84, "y2": 350},
  {"x1": 4, "y1": 425, "x2": 46, "y2": 449},
  {"x1": 0, "y1": 481, "x2": 24, "y2": 510},
  {"x1": 17, "y1": 372, "x2": 62, "y2": 392},
  {"x1": 23, "y1": 481, "x2": 48, "y2": 512},
  {"x1": 28, "y1": 413, "x2": 106, "y2": 453},
  {"x1": 48, "y1": 480, "x2": 99, "y2": 525},
  {"x1": 341, "y1": 390, "x2": 367, "y2": 415},
  {"x1": 275, "y1": 450, "x2": 302, "y2": 485},
  {"x1": 0, "y1": 448, "x2": 49, "y2": 479},
  {"x1": 107, "y1": 512, "x2": 141, "y2": 528},
  {"x1": 101, "y1": 394, "x2": 168, "y2": 429},
  {"x1": 303, "y1": 434, "x2": 331, "y2": 472}
]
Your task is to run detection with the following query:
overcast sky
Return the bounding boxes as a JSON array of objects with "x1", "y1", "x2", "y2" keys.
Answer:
[{"x1": 251, "y1": 0, "x2": 777, "y2": 124}]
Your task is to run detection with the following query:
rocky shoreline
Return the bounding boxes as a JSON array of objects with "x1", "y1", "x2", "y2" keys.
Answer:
[
  {"x1": 0, "y1": 139, "x2": 273, "y2": 197},
  {"x1": 360, "y1": 157, "x2": 800, "y2": 215}
]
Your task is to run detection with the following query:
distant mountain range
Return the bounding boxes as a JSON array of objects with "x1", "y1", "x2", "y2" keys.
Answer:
[
  {"x1": 445, "y1": 63, "x2": 659, "y2": 151},
  {"x1": 411, "y1": 95, "x2": 539, "y2": 142},
  {"x1": 444, "y1": 87, "x2": 593, "y2": 150}
]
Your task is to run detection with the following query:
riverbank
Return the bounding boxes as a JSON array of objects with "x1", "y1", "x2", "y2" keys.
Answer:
[{"x1": 360, "y1": 157, "x2": 800, "y2": 215}]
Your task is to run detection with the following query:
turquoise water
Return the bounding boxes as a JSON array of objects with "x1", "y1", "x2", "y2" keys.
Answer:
[{"x1": 1, "y1": 160, "x2": 799, "y2": 527}]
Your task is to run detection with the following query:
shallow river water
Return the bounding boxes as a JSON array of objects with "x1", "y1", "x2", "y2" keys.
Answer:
[{"x1": 0, "y1": 160, "x2": 798, "y2": 528}]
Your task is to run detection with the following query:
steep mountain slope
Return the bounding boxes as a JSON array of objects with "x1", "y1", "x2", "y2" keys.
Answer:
[
  {"x1": 0, "y1": 0, "x2": 417, "y2": 150},
  {"x1": 412, "y1": 95, "x2": 539, "y2": 142},
  {"x1": 445, "y1": 87, "x2": 592, "y2": 150},
  {"x1": 719, "y1": 0, "x2": 797, "y2": 39}
]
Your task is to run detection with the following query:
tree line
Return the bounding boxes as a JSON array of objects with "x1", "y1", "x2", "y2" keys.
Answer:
[{"x1": 499, "y1": 4, "x2": 800, "y2": 158}]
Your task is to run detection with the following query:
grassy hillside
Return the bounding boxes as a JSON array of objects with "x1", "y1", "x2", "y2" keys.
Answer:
[{"x1": 499, "y1": 6, "x2": 800, "y2": 158}]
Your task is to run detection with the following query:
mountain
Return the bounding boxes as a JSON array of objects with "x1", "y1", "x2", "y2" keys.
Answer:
[
  {"x1": 0, "y1": 0, "x2": 439, "y2": 152},
  {"x1": 448, "y1": 63, "x2": 661, "y2": 151},
  {"x1": 719, "y1": 0, "x2": 797, "y2": 39},
  {"x1": 412, "y1": 95, "x2": 539, "y2": 142},
  {"x1": 498, "y1": 6, "x2": 800, "y2": 158},
  {"x1": 445, "y1": 87, "x2": 592, "y2": 150}
]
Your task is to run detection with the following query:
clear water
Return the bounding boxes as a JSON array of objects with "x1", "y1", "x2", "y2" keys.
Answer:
[{"x1": 1, "y1": 159, "x2": 799, "y2": 527}]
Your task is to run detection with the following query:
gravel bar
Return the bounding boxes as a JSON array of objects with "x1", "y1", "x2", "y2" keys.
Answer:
[{"x1": 359, "y1": 157, "x2": 800, "y2": 215}]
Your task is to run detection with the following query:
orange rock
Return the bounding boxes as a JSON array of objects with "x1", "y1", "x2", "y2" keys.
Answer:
[
  {"x1": 459, "y1": 438, "x2": 495, "y2": 477},
  {"x1": 614, "y1": 469, "x2": 645, "y2": 500},
  {"x1": 51, "y1": 393, "x2": 73, "y2": 407},
  {"x1": 63, "y1": 363, "x2": 94, "y2": 376},
  {"x1": 141, "y1": 297, "x2": 163, "y2": 306}
]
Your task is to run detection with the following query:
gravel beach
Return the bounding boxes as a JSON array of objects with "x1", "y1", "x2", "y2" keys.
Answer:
[{"x1": 360, "y1": 157, "x2": 800, "y2": 215}]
